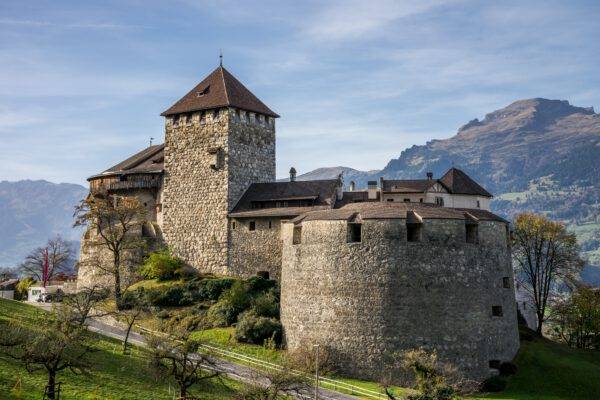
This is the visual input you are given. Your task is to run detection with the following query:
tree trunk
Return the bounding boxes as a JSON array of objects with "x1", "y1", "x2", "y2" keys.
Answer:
[
  {"x1": 180, "y1": 385, "x2": 187, "y2": 399},
  {"x1": 123, "y1": 319, "x2": 134, "y2": 354},
  {"x1": 536, "y1": 312, "x2": 544, "y2": 336},
  {"x1": 46, "y1": 370, "x2": 56, "y2": 400},
  {"x1": 114, "y1": 253, "x2": 122, "y2": 310}
]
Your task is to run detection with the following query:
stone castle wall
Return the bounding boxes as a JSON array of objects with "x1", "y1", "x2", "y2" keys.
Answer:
[
  {"x1": 229, "y1": 217, "x2": 283, "y2": 280},
  {"x1": 162, "y1": 108, "x2": 275, "y2": 276},
  {"x1": 280, "y1": 218, "x2": 519, "y2": 383}
]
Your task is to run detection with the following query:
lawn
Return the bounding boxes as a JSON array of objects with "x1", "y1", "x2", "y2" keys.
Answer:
[{"x1": 0, "y1": 299, "x2": 239, "y2": 400}]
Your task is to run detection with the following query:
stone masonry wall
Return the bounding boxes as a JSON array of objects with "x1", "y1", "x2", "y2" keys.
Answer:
[
  {"x1": 229, "y1": 218, "x2": 283, "y2": 280},
  {"x1": 280, "y1": 218, "x2": 519, "y2": 383},
  {"x1": 162, "y1": 108, "x2": 275, "y2": 276}
]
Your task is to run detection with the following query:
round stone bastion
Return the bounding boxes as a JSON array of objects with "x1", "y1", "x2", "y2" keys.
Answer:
[{"x1": 280, "y1": 202, "x2": 520, "y2": 383}]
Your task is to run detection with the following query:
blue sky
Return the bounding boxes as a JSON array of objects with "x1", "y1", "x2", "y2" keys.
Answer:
[{"x1": 1, "y1": 0, "x2": 599, "y2": 185}]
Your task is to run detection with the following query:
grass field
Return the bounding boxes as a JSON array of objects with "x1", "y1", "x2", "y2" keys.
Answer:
[{"x1": 0, "y1": 299, "x2": 239, "y2": 400}]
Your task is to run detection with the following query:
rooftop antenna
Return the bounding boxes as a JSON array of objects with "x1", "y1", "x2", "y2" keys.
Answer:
[
  {"x1": 219, "y1": 49, "x2": 223, "y2": 67},
  {"x1": 149, "y1": 137, "x2": 154, "y2": 146}
]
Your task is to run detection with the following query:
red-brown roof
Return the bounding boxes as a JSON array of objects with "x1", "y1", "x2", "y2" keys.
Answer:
[
  {"x1": 439, "y1": 168, "x2": 493, "y2": 197},
  {"x1": 161, "y1": 66, "x2": 279, "y2": 118}
]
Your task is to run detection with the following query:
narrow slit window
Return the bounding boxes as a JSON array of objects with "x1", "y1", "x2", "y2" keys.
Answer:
[
  {"x1": 232, "y1": 221, "x2": 236, "y2": 230},
  {"x1": 268, "y1": 220, "x2": 272, "y2": 229},
  {"x1": 502, "y1": 277, "x2": 510, "y2": 288},
  {"x1": 248, "y1": 221, "x2": 256, "y2": 231},
  {"x1": 293, "y1": 226, "x2": 302, "y2": 245},
  {"x1": 492, "y1": 306, "x2": 503, "y2": 317},
  {"x1": 387, "y1": 198, "x2": 394, "y2": 202},
  {"x1": 403, "y1": 198, "x2": 410, "y2": 202},
  {"x1": 348, "y1": 223, "x2": 362, "y2": 243},
  {"x1": 407, "y1": 223, "x2": 422, "y2": 242},
  {"x1": 466, "y1": 224, "x2": 479, "y2": 244}
]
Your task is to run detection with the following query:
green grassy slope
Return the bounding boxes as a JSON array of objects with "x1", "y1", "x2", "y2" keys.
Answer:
[
  {"x1": 482, "y1": 331, "x2": 600, "y2": 400},
  {"x1": 0, "y1": 299, "x2": 238, "y2": 400}
]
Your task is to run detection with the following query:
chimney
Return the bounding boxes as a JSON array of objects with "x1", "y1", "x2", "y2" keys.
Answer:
[
  {"x1": 426, "y1": 172, "x2": 433, "y2": 180},
  {"x1": 289, "y1": 167, "x2": 297, "y2": 182},
  {"x1": 367, "y1": 180, "x2": 378, "y2": 200},
  {"x1": 349, "y1": 181, "x2": 355, "y2": 192},
  {"x1": 336, "y1": 173, "x2": 344, "y2": 200}
]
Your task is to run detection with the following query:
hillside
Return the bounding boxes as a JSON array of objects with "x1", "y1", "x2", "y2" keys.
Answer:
[
  {"x1": 297, "y1": 98, "x2": 600, "y2": 282},
  {"x1": 0, "y1": 180, "x2": 87, "y2": 267},
  {"x1": 0, "y1": 299, "x2": 236, "y2": 399}
]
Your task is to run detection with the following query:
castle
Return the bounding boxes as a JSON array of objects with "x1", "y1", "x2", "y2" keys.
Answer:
[{"x1": 78, "y1": 65, "x2": 519, "y2": 382}]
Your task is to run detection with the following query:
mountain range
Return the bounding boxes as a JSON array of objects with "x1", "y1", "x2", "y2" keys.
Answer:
[{"x1": 1, "y1": 98, "x2": 598, "y2": 283}]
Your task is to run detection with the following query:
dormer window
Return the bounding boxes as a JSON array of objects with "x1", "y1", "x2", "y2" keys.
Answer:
[{"x1": 196, "y1": 86, "x2": 210, "y2": 97}]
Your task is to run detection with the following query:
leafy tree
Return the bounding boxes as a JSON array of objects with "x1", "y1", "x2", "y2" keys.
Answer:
[
  {"x1": 146, "y1": 327, "x2": 221, "y2": 399},
  {"x1": 551, "y1": 285, "x2": 600, "y2": 349},
  {"x1": 0, "y1": 266, "x2": 18, "y2": 280},
  {"x1": 512, "y1": 213, "x2": 584, "y2": 335},
  {"x1": 74, "y1": 195, "x2": 147, "y2": 309},
  {"x1": 0, "y1": 306, "x2": 94, "y2": 400},
  {"x1": 19, "y1": 236, "x2": 74, "y2": 282},
  {"x1": 14, "y1": 277, "x2": 34, "y2": 300},
  {"x1": 62, "y1": 285, "x2": 110, "y2": 327}
]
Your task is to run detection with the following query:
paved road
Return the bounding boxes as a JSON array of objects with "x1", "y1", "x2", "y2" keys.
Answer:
[{"x1": 27, "y1": 302, "x2": 360, "y2": 400}]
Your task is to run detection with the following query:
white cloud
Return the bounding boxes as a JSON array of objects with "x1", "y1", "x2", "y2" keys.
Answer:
[{"x1": 0, "y1": 18, "x2": 143, "y2": 30}]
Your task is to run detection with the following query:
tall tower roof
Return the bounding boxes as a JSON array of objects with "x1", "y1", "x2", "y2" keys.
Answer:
[{"x1": 161, "y1": 66, "x2": 279, "y2": 117}]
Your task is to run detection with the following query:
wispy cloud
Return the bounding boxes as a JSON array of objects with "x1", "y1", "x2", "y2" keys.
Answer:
[{"x1": 0, "y1": 18, "x2": 143, "y2": 30}]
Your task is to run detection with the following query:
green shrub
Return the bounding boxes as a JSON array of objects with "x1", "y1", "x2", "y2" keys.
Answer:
[
  {"x1": 246, "y1": 276, "x2": 276, "y2": 293},
  {"x1": 234, "y1": 311, "x2": 282, "y2": 345},
  {"x1": 15, "y1": 277, "x2": 34, "y2": 300},
  {"x1": 144, "y1": 285, "x2": 192, "y2": 307},
  {"x1": 251, "y1": 290, "x2": 280, "y2": 318},
  {"x1": 195, "y1": 278, "x2": 235, "y2": 301},
  {"x1": 481, "y1": 375, "x2": 507, "y2": 392},
  {"x1": 206, "y1": 301, "x2": 238, "y2": 327},
  {"x1": 140, "y1": 249, "x2": 183, "y2": 281}
]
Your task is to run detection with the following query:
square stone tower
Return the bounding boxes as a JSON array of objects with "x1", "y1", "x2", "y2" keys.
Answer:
[{"x1": 160, "y1": 65, "x2": 278, "y2": 275}]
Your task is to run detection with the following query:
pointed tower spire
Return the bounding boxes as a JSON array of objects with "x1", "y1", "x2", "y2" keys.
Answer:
[{"x1": 219, "y1": 49, "x2": 223, "y2": 67}]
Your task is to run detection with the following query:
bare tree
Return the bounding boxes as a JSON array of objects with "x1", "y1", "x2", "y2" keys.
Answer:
[
  {"x1": 512, "y1": 213, "x2": 584, "y2": 336},
  {"x1": 117, "y1": 294, "x2": 149, "y2": 355},
  {"x1": 146, "y1": 328, "x2": 221, "y2": 399},
  {"x1": 19, "y1": 236, "x2": 74, "y2": 282},
  {"x1": 74, "y1": 195, "x2": 147, "y2": 309},
  {"x1": 0, "y1": 266, "x2": 18, "y2": 280},
  {"x1": 0, "y1": 306, "x2": 94, "y2": 400},
  {"x1": 62, "y1": 285, "x2": 110, "y2": 327},
  {"x1": 235, "y1": 366, "x2": 309, "y2": 400}
]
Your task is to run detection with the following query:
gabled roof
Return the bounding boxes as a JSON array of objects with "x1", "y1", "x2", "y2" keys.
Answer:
[
  {"x1": 88, "y1": 144, "x2": 164, "y2": 180},
  {"x1": 439, "y1": 168, "x2": 492, "y2": 197},
  {"x1": 161, "y1": 66, "x2": 279, "y2": 118},
  {"x1": 382, "y1": 179, "x2": 436, "y2": 193},
  {"x1": 230, "y1": 180, "x2": 338, "y2": 217}
]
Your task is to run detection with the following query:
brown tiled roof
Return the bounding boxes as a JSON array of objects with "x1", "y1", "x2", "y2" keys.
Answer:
[
  {"x1": 231, "y1": 180, "x2": 339, "y2": 214},
  {"x1": 296, "y1": 202, "x2": 506, "y2": 222},
  {"x1": 382, "y1": 179, "x2": 436, "y2": 193},
  {"x1": 161, "y1": 66, "x2": 279, "y2": 117},
  {"x1": 88, "y1": 144, "x2": 164, "y2": 180},
  {"x1": 439, "y1": 168, "x2": 492, "y2": 197},
  {"x1": 229, "y1": 206, "x2": 330, "y2": 219}
]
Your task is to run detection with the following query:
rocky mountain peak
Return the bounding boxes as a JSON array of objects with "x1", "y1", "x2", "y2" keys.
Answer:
[{"x1": 458, "y1": 98, "x2": 596, "y2": 135}]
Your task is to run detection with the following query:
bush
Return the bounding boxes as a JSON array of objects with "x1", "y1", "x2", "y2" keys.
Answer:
[
  {"x1": 194, "y1": 278, "x2": 235, "y2": 301},
  {"x1": 140, "y1": 249, "x2": 183, "y2": 281},
  {"x1": 246, "y1": 276, "x2": 277, "y2": 294},
  {"x1": 206, "y1": 300, "x2": 238, "y2": 327},
  {"x1": 15, "y1": 277, "x2": 34, "y2": 301},
  {"x1": 499, "y1": 361, "x2": 518, "y2": 376},
  {"x1": 251, "y1": 290, "x2": 280, "y2": 318},
  {"x1": 481, "y1": 375, "x2": 507, "y2": 392},
  {"x1": 286, "y1": 342, "x2": 336, "y2": 375},
  {"x1": 234, "y1": 311, "x2": 282, "y2": 345},
  {"x1": 144, "y1": 285, "x2": 192, "y2": 307}
]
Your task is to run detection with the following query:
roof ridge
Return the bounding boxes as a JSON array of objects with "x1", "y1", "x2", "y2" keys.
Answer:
[{"x1": 220, "y1": 66, "x2": 230, "y2": 105}]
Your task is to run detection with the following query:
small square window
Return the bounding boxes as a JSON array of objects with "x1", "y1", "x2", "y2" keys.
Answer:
[
  {"x1": 419, "y1": 198, "x2": 423, "y2": 203},
  {"x1": 435, "y1": 197, "x2": 444, "y2": 206},
  {"x1": 489, "y1": 360, "x2": 501, "y2": 369},
  {"x1": 492, "y1": 306, "x2": 503, "y2": 317},
  {"x1": 387, "y1": 198, "x2": 394, "y2": 202},
  {"x1": 502, "y1": 277, "x2": 510, "y2": 288},
  {"x1": 404, "y1": 198, "x2": 410, "y2": 202},
  {"x1": 348, "y1": 223, "x2": 362, "y2": 243},
  {"x1": 249, "y1": 221, "x2": 256, "y2": 231},
  {"x1": 477, "y1": 200, "x2": 481, "y2": 208}
]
